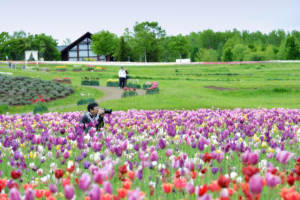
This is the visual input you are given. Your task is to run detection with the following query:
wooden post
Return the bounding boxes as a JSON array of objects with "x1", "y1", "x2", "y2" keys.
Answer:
[{"x1": 77, "y1": 41, "x2": 79, "y2": 61}]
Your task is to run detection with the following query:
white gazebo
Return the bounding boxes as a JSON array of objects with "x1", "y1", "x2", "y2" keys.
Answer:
[{"x1": 25, "y1": 51, "x2": 39, "y2": 69}]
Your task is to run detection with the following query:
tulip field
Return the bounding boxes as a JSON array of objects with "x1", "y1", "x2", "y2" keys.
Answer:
[{"x1": 1, "y1": 108, "x2": 300, "y2": 200}]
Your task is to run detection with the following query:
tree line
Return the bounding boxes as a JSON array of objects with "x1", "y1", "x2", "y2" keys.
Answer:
[
  {"x1": 0, "y1": 30, "x2": 61, "y2": 61},
  {"x1": 1, "y1": 23, "x2": 300, "y2": 62}
]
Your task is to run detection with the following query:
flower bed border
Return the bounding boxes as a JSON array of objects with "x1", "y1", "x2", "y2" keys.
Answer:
[
  {"x1": 81, "y1": 81, "x2": 99, "y2": 86},
  {"x1": 72, "y1": 69, "x2": 83, "y2": 72},
  {"x1": 146, "y1": 88, "x2": 159, "y2": 95},
  {"x1": 121, "y1": 91, "x2": 138, "y2": 98},
  {"x1": 56, "y1": 69, "x2": 68, "y2": 72}
]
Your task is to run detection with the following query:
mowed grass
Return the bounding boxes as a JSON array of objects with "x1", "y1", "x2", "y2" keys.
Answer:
[{"x1": 1, "y1": 62, "x2": 300, "y2": 114}]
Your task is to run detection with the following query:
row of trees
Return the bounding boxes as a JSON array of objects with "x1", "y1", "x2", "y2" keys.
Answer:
[
  {"x1": 92, "y1": 22, "x2": 300, "y2": 62},
  {"x1": 0, "y1": 30, "x2": 61, "y2": 61},
  {"x1": 1, "y1": 23, "x2": 300, "y2": 62}
]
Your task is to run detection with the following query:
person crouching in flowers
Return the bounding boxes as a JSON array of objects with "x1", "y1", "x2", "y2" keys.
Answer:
[{"x1": 79, "y1": 102, "x2": 105, "y2": 132}]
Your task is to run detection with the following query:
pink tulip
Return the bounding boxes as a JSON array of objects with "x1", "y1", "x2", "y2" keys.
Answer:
[
  {"x1": 165, "y1": 149, "x2": 173, "y2": 157},
  {"x1": 266, "y1": 172, "x2": 280, "y2": 188},
  {"x1": 64, "y1": 185, "x2": 74, "y2": 200},
  {"x1": 276, "y1": 150, "x2": 294, "y2": 164},
  {"x1": 249, "y1": 174, "x2": 263, "y2": 194},
  {"x1": 150, "y1": 151, "x2": 158, "y2": 161},
  {"x1": 79, "y1": 173, "x2": 91, "y2": 191},
  {"x1": 103, "y1": 181, "x2": 113, "y2": 194},
  {"x1": 10, "y1": 188, "x2": 21, "y2": 200},
  {"x1": 24, "y1": 188, "x2": 35, "y2": 200},
  {"x1": 89, "y1": 184, "x2": 101, "y2": 200}
]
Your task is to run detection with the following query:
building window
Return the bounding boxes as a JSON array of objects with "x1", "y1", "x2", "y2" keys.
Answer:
[
  {"x1": 79, "y1": 51, "x2": 88, "y2": 57},
  {"x1": 69, "y1": 58, "x2": 77, "y2": 61},
  {"x1": 79, "y1": 44, "x2": 88, "y2": 50},
  {"x1": 71, "y1": 45, "x2": 77, "y2": 50},
  {"x1": 89, "y1": 50, "x2": 97, "y2": 56},
  {"x1": 69, "y1": 51, "x2": 77, "y2": 57}
]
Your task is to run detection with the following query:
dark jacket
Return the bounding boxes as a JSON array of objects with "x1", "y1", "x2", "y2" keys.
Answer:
[{"x1": 79, "y1": 112, "x2": 104, "y2": 131}]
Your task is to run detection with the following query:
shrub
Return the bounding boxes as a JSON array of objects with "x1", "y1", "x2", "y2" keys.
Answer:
[
  {"x1": 50, "y1": 95, "x2": 56, "y2": 100},
  {"x1": 16, "y1": 96, "x2": 23, "y2": 101}
]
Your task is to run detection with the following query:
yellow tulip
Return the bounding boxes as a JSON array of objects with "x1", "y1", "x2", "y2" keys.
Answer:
[{"x1": 262, "y1": 142, "x2": 267, "y2": 148}]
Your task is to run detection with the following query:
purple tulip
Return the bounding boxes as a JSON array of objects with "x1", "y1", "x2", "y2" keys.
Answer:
[
  {"x1": 83, "y1": 160, "x2": 91, "y2": 169},
  {"x1": 266, "y1": 172, "x2": 280, "y2": 188},
  {"x1": 103, "y1": 181, "x2": 113, "y2": 194},
  {"x1": 24, "y1": 188, "x2": 35, "y2": 200},
  {"x1": 276, "y1": 150, "x2": 294, "y2": 164},
  {"x1": 150, "y1": 151, "x2": 158, "y2": 161},
  {"x1": 89, "y1": 184, "x2": 101, "y2": 200},
  {"x1": 249, "y1": 174, "x2": 263, "y2": 194},
  {"x1": 248, "y1": 151, "x2": 260, "y2": 165},
  {"x1": 216, "y1": 151, "x2": 224, "y2": 163},
  {"x1": 79, "y1": 173, "x2": 91, "y2": 191},
  {"x1": 212, "y1": 167, "x2": 218, "y2": 174},
  {"x1": 159, "y1": 139, "x2": 166, "y2": 149},
  {"x1": 10, "y1": 188, "x2": 21, "y2": 200},
  {"x1": 64, "y1": 185, "x2": 75, "y2": 200},
  {"x1": 49, "y1": 183, "x2": 58, "y2": 193},
  {"x1": 165, "y1": 149, "x2": 173, "y2": 157},
  {"x1": 185, "y1": 183, "x2": 195, "y2": 194}
]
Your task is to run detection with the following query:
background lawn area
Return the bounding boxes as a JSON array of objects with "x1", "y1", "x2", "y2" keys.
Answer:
[{"x1": 1, "y1": 62, "x2": 300, "y2": 114}]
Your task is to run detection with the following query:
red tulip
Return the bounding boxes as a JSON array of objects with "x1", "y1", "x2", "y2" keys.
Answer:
[
  {"x1": 54, "y1": 169, "x2": 64, "y2": 179},
  {"x1": 119, "y1": 165, "x2": 127, "y2": 175},
  {"x1": 11, "y1": 170, "x2": 21, "y2": 179},
  {"x1": 203, "y1": 153, "x2": 212, "y2": 163},
  {"x1": 218, "y1": 175, "x2": 230, "y2": 188},
  {"x1": 122, "y1": 180, "x2": 132, "y2": 190},
  {"x1": 162, "y1": 183, "x2": 173, "y2": 194},
  {"x1": 195, "y1": 184, "x2": 208, "y2": 197},
  {"x1": 287, "y1": 173, "x2": 295, "y2": 186},
  {"x1": 173, "y1": 178, "x2": 186, "y2": 190},
  {"x1": 117, "y1": 188, "x2": 128, "y2": 198},
  {"x1": 35, "y1": 189, "x2": 44, "y2": 199}
]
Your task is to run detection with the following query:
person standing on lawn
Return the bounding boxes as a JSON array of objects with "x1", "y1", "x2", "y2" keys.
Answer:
[
  {"x1": 125, "y1": 68, "x2": 129, "y2": 87},
  {"x1": 118, "y1": 66, "x2": 126, "y2": 89}
]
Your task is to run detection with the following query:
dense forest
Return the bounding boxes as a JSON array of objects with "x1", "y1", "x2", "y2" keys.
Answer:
[{"x1": 1, "y1": 22, "x2": 300, "y2": 62}]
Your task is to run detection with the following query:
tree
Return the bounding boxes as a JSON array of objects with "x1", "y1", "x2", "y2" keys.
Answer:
[
  {"x1": 232, "y1": 44, "x2": 247, "y2": 61},
  {"x1": 168, "y1": 34, "x2": 189, "y2": 62},
  {"x1": 221, "y1": 48, "x2": 233, "y2": 62},
  {"x1": 90, "y1": 30, "x2": 118, "y2": 59},
  {"x1": 115, "y1": 36, "x2": 132, "y2": 61},
  {"x1": 285, "y1": 36, "x2": 300, "y2": 60},
  {"x1": 196, "y1": 48, "x2": 218, "y2": 62},
  {"x1": 133, "y1": 21, "x2": 166, "y2": 62},
  {"x1": 62, "y1": 38, "x2": 72, "y2": 46}
]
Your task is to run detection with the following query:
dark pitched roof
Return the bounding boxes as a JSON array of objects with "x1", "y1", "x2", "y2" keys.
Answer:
[
  {"x1": 57, "y1": 32, "x2": 93, "y2": 53},
  {"x1": 56, "y1": 46, "x2": 68, "y2": 52}
]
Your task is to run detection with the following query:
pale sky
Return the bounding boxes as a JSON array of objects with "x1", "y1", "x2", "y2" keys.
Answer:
[{"x1": 0, "y1": 0, "x2": 299, "y2": 45}]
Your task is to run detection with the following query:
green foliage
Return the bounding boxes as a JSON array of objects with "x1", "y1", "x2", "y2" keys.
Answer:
[
  {"x1": 243, "y1": 52, "x2": 266, "y2": 61},
  {"x1": 195, "y1": 49, "x2": 218, "y2": 62},
  {"x1": 221, "y1": 48, "x2": 233, "y2": 62},
  {"x1": 232, "y1": 44, "x2": 247, "y2": 61},
  {"x1": 285, "y1": 36, "x2": 300, "y2": 60},
  {"x1": 168, "y1": 34, "x2": 189, "y2": 60},
  {"x1": 90, "y1": 30, "x2": 118, "y2": 56},
  {"x1": 115, "y1": 36, "x2": 129, "y2": 61}
]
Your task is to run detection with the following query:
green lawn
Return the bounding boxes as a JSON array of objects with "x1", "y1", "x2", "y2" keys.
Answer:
[{"x1": 1, "y1": 62, "x2": 300, "y2": 114}]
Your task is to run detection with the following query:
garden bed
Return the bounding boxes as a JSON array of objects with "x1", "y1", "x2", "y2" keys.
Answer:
[
  {"x1": 0, "y1": 75, "x2": 75, "y2": 106},
  {"x1": 72, "y1": 69, "x2": 83, "y2": 72},
  {"x1": 81, "y1": 81, "x2": 99, "y2": 86},
  {"x1": 146, "y1": 88, "x2": 159, "y2": 95},
  {"x1": 56, "y1": 69, "x2": 68, "y2": 72},
  {"x1": 121, "y1": 88, "x2": 138, "y2": 98}
]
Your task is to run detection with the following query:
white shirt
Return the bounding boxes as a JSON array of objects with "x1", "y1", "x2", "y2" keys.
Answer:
[{"x1": 118, "y1": 69, "x2": 126, "y2": 78}]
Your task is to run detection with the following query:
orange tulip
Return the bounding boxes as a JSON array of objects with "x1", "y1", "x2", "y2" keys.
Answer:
[
  {"x1": 285, "y1": 192, "x2": 300, "y2": 200},
  {"x1": 279, "y1": 187, "x2": 296, "y2": 199},
  {"x1": 84, "y1": 196, "x2": 91, "y2": 200},
  {"x1": 191, "y1": 171, "x2": 197, "y2": 179},
  {"x1": 101, "y1": 194, "x2": 113, "y2": 200},
  {"x1": 46, "y1": 197, "x2": 56, "y2": 200},
  {"x1": 173, "y1": 178, "x2": 186, "y2": 189},
  {"x1": 128, "y1": 171, "x2": 136, "y2": 180},
  {"x1": 44, "y1": 190, "x2": 52, "y2": 198},
  {"x1": 35, "y1": 189, "x2": 44, "y2": 199},
  {"x1": 122, "y1": 180, "x2": 132, "y2": 190},
  {"x1": 162, "y1": 183, "x2": 173, "y2": 194},
  {"x1": 117, "y1": 188, "x2": 128, "y2": 199}
]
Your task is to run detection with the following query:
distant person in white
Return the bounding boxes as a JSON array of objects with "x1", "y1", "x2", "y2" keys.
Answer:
[{"x1": 118, "y1": 66, "x2": 126, "y2": 89}]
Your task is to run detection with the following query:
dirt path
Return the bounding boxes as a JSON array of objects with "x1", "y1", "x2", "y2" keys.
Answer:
[{"x1": 18, "y1": 86, "x2": 146, "y2": 115}]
